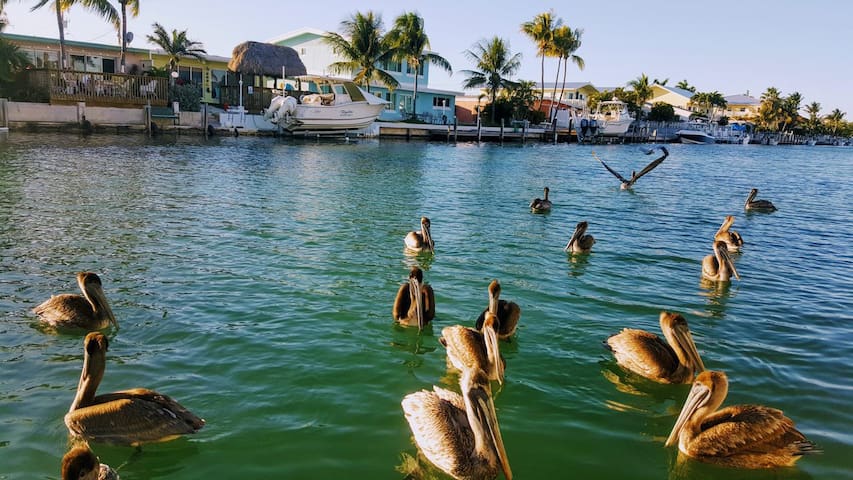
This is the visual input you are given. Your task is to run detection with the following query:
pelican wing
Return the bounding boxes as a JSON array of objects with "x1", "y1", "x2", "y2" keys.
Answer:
[
  {"x1": 392, "y1": 283, "x2": 412, "y2": 322},
  {"x1": 65, "y1": 388, "x2": 204, "y2": 446},
  {"x1": 422, "y1": 284, "x2": 436, "y2": 323},
  {"x1": 475, "y1": 301, "x2": 519, "y2": 333},
  {"x1": 33, "y1": 294, "x2": 93, "y2": 326},
  {"x1": 631, "y1": 147, "x2": 668, "y2": 182},
  {"x1": 690, "y1": 405, "x2": 807, "y2": 458},
  {"x1": 402, "y1": 388, "x2": 472, "y2": 478},
  {"x1": 442, "y1": 326, "x2": 489, "y2": 373},
  {"x1": 606, "y1": 329, "x2": 680, "y2": 381},
  {"x1": 593, "y1": 152, "x2": 629, "y2": 183}
]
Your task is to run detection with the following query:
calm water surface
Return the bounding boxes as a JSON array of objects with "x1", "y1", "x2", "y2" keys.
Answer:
[{"x1": 0, "y1": 133, "x2": 851, "y2": 479}]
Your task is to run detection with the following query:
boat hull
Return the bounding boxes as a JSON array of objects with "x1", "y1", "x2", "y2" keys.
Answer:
[
  {"x1": 287, "y1": 103, "x2": 386, "y2": 132},
  {"x1": 676, "y1": 129, "x2": 716, "y2": 144}
]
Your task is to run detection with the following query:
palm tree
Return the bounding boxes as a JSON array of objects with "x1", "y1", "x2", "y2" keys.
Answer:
[
  {"x1": 521, "y1": 10, "x2": 561, "y2": 110},
  {"x1": 32, "y1": 0, "x2": 118, "y2": 70},
  {"x1": 653, "y1": 77, "x2": 669, "y2": 85},
  {"x1": 145, "y1": 22, "x2": 206, "y2": 75},
  {"x1": 758, "y1": 87, "x2": 782, "y2": 131},
  {"x1": 825, "y1": 108, "x2": 845, "y2": 136},
  {"x1": 689, "y1": 91, "x2": 727, "y2": 122},
  {"x1": 804, "y1": 102, "x2": 821, "y2": 134},
  {"x1": 324, "y1": 11, "x2": 397, "y2": 94},
  {"x1": 551, "y1": 25, "x2": 584, "y2": 121},
  {"x1": 626, "y1": 73, "x2": 653, "y2": 116},
  {"x1": 114, "y1": 0, "x2": 139, "y2": 73},
  {"x1": 0, "y1": 8, "x2": 32, "y2": 84},
  {"x1": 386, "y1": 11, "x2": 452, "y2": 118},
  {"x1": 460, "y1": 36, "x2": 521, "y2": 123},
  {"x1": 676, "y1": 79, "x2": 695, "y2": 92}
]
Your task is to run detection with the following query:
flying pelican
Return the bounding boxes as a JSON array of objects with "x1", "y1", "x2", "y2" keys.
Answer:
[
  {"x1": 402, "y1": 368, "x2": 513, "y2": 480},
  {"x1": 62, "y1": 445, "x2": 119, "y2": 480},
  {"x1": 744, "y1": 188, "x2": 777, "y2": 212},
  {"x1": 529, "y1": 187, "x2": 552, "y2": 213},
  {"x1": 33, "y1": 272, "x2": 117, "y2": 330},
  {"x1": 702, "y1": 241, "x2": 740, "y2": 282},
  {"x1": 440, "y1": 312, "x2": 505, "y2": 384},
  {"x1": 393, "y1": 266, "x2": 435, "y2": 331},
  {"x1": 475, "y1": 280, "x2": 521, "y2": 341},
  {"x1": 405, "y1": 217, "x2": 434, "y2": 253},
  {"x1": 605, "y1": 311, "x2": 705, "y2": 384},
  {"x1": 666, "y1": 370, "x2": 820, "y2": 468},
  {"x1": 714, "y1": 215, "x2": 744, "y2": 252},
  {"x1": 65, "y1": 332, "x2": 204, "y2": 446},
  {"x1": 564, "y1": 221, "x2": 595, "y2": 254},
  {"x1": 593, "y1": 146, "x2": 669, "y2": 189}
]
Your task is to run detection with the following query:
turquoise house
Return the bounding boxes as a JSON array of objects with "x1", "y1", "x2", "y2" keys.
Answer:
[{"x1": 268, "y1": 27, "x2": 459, "y2": 123}]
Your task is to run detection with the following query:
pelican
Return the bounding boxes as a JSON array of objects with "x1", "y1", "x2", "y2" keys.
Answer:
[
  {"x1": 605, "y1": 311, "x2": 705, "y2": 384},
  {"x1": 405, "y1": 216, "x2": 434, "y2": 253},
  {"x1": 593, "y1": 146, "x2": 669, "y2": 189},
  {"x1": 440, "y1": 312, "x2": 505, "y2": 384},
  {"x1": 529, "y1": 187, "x2": 552, "y2": 213},
  {"x1": 744, "y1": 188, "x2": 777, "y2": 212},
  {"x1": 33, "y1": 272, "x2": 117, "y2": 330},
  {"x1": 666, "y1": 370, "x2": 820, "y2": 468},
  {"x1": 392, "y1": 266, "x2": 435, "y2": 331},
  {"x1": 564, "y1": 221, "x2": 595, "y2": 254},
  {"x1": 65, "y1": 332, "x2": 204, "y2": 446},
  {"x1": 714, "y1": 215, "x2": 743, "y2": 252},
  {"x1": 401, "y1": 368, "x2": 512, "y2": 480},
  {"x1": 702, "y1": 241, "x2": 740, "y2": 282},
  {"x1": 475, "y1": 280, "x2": 521, "y2": 340},
  {"x1": 62, "y1": 445, "x2": 119, "y2": 480}
]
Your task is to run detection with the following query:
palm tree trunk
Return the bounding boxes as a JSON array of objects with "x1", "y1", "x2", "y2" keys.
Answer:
[
  {"x1": 539, "y1": 55, "x2": 545, "y2": 111},
  {"x1": 557, "y1": 56, "x2": 568, "y2": 114},
  {"x1": 412, "y1": 61, "x2": 419, "y2": 118},
  {"x1": 54, "y1": 1, "x2": 67, "y2": 69},
  {"x1": 550, "y1": 56, "x2": 561, "y2": 121},
  {"x1": 120, "y1": 2, "x2": 127, "y2": 73}
]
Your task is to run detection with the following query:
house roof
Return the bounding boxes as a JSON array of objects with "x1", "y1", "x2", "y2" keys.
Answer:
[
  {"x1": 537, "y1": 81, "x2": 597, "y2": 90},
  {"x1": 724, "y1": 94, "x2": 760, "y2": 105},
  {"x1": 652, "y1": 84, "x2": 696, "y2": 99},
  {"x1": 266, "y1": 27, "x2": 328, "y2": 45},
  {"x1": 4, "y1": 32, "x2": 150, "y2": 54},
  {"x1": 227, "y1": 41, "x2": 307, "y2": 76}
]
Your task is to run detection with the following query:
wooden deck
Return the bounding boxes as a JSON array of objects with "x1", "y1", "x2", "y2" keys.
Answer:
[{"x1": 17, "y1": 69, "x2": 170, "y2": 107}]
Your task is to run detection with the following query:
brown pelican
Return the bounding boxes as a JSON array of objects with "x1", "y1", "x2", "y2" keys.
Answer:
[
  {"x1": 404, "y1": 217, "x2": 434, "y2": 253},
  {"x1": 605, "y1": 311, "x2": 705, "y2": 384},
  {"x1": 713, "y1": 215, "x2": 744, "y2": 252},
  {"x1": 666, "y1": 370, "x2": 820, "y2": 468},
  {"x1": 401, "y1": 368, "x2": 512, "y2": 480},
  {"x1": 564, "y1": 221, "x2": 595, "y2": 254},
  {"x1": 744, "y1": 188, "x2": 777, "y2": 212},
  {"x1": 392, "y1": 266, "x2": 435, "y2": 331},
  {"x1": 702, "y1": 241, "x2": 740, "y2": 282},
  {"x1": 475, "y1": 280, "x2": 521, "y2": 340},
  {"x1": 593, "y1": 146, "x2": 669, "y2": 189},
  {"x1": 65, "y1": 332, "x2": 204, "y2": 446},
  {"x1": 440, "y1": 312, "x2": 505, "y2": 384},
  {"x1": 529, "y1": 187, "x2": 552, "y2": 213},
  {"x1": 33, "y1": 272, "x2": 117, "y2": 330},
  {"x1": 62, "y1": 445, "x2": 119, "y2": 480}
]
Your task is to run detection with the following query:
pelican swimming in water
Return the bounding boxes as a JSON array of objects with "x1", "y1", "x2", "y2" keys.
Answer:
[
  {"x1": 33, "y1": 272, "x2": 117, "y2": 330},
  {"x1": 564, "y1": 221, "x2": 595, "y2": 254},
  {"x1": 714, "y1": 215, "x2": 744, "y2": 252},
  {"x1": 605, "y1": 311, "x2": 705, "y2": 384},
  {"x1": 475, "y1": 280, "x2": 521, "y2": 341},
  {"x1": 593, "y1": 146, "x2": 669, "y2": 190},
  {"x1": 62, "y1": 445, "x2": 119, "y2": 480},
  {"x1": 666, "y1": 370, "x2": 819, "y2": 468},
  {"x1": 702, "y1": 240, "x2": 740, "y2": 282},
  {"x1": 402, "y1": 368, "x2": 513, "y2": 480},
  {"x1": 393, "y1": 266, "x2": 435, "y2": 330},
  {"x1": 441, "y1": 312, "x2": 505, "y2": 384},
  {"x1": 65, "y1": 332, "x2": 204, "y2": 446},
  {"x1": 404, "y1": 216, "x2": 434, "y2": 253},
  {"x1": 529, "y1": 187, "x2": 552, "y2": 213},
  {"x1": 744, "y1": 188, "x2": 777, "y2": 212}
]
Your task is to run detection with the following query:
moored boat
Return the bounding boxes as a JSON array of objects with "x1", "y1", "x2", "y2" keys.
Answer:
[{"x1": 676, "y1": 129, "x2": 716, "y2": 144}]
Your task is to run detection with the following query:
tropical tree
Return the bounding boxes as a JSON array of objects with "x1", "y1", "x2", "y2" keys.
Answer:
[
  {"x1": 676, "y1": 79, "x2": 695, "y2": 92},
  {"x1": 550, "y1": 25, "x2": 584, "y2": 121},
  {"x1": 647, "y1": 102, "x2": 678, "y2": 122},
  {"x1": 778, "y1": 91, "x2": 802, "y2": 134},
  {"x1": 652, "y1": 77, "x2": 669, "y2": 85},
  {"x1": 324, "y1": 11, "x2": 397, "y2": 93},
  {"x1": 520, "y1": 10, "x2": 561, "y2": 110},
  {"x1": 385, "y1": 11, "x2": 452, "y2": 118},
  {"x1": 460, "y1": 37, "x2": 521, "y2": 123},
  {"x1": 825, "y1": 109, "x2": 845, "y2": 136},
  {"x1": 689, "y1": 91, "x2": 727, "y2": 122},
  {"x1": 626, "y1": 73, "x2": 653, "y2": 117},
  {"x1": 32, "y1": 0, "x2": 118, "y2": 70},
  {"x1": 804, "y1": 102, "x2": 821, "y2": 134},
  {"x1": 114, "y1": 0, "x2": 139, "y2": 73},
  {"x1": 146, "y1": 23, "x2": 206, "y2": 75},
  {"x1": 0, "y1": 7, "x2": 32, "y2": 84},
  {"x1": 757, "y1": 87, "x2": 782, "y2": 131},
  {"x1": 492, "y1": 79, "x2": 540, "y2": 123}
]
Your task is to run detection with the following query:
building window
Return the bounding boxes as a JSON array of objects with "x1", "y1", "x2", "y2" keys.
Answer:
[
  {"x1": 407, "y1": 61, "x2": 424, "y2": 76},
  {"x1": 433, "y1": 97, "x2": 450, "y2": 107},
  {"x1": 382, "y1": 60, "x2": 402, "y2": 72}
]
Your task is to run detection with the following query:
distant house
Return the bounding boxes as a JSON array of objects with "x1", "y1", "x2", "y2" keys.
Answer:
[
  {"x1": 648, "y1": 84, "x2": 697, "y2": 120},
  {"x1": 268, "y1": 27, "x2": 460, "y2": 123},
  {"x1": 723, "y1": 94, "x2": 760, "y2": 121},
  {"x1": 536, "y1": 81, "x2": 599, "y2": 113}
]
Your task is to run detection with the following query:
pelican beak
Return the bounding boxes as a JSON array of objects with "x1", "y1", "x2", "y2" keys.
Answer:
[
  {"x1": 565, "y1": 224, "x2": 583, "y2": 252},
  {"x1": 472, "y1": 385, "x2": 512, "y2": 480},
  {"x1": 422, "y1": 224, "x2": 434, "y2": 252},
  {"x1": 720, "y1": 247, "x2": 740, "y2": 280},
  {"x1": 409, "y1": 277, "x2": 424, "y2": 331},
  {"x1": 665, "y1": 380, "x2": 710, "y2": 447},
  {"x1": 675, "y1": 325, "x2": 705, "y2": 372},
  {"x1": 484, "y1": 319, "x2": 503, "y2": 384}
]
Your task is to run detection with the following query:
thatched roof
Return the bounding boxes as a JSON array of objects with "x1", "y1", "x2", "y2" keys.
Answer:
[{"x1": 227, "y1": 41, "x2": 307, "y2": 77}]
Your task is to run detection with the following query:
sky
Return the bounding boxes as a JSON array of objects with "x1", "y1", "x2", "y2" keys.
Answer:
[{"x1": 3, "y1": 0, "x2": 850, "y2": 115}]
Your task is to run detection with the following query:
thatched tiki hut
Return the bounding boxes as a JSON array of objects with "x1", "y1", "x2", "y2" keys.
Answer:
[{"x1": 224, "y1": 41, "x2": 307, "y2": 113}]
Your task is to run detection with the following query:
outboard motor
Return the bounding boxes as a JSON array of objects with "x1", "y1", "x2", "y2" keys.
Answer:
[
  {"x1": 580, "y1": 117, "x2": 589, "y2": 136},
  {"x1": 589, "y1": 119, "x2": 598, "y2": 136}
]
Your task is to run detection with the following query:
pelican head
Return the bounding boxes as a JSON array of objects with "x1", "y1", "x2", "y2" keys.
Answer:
[
  {"x1": 745, "y1": 188, "x2": 759, "y2": 207},
  {"x1": 462, "y1": 368, "x2": 512, "y2": 480},
  {"x1": 714, "y1": 240, "x2": 740, "y2": 280},
  {"x1": 660, "y1": 311, "x2": 705, "y2": 374},
  {"x1": 62, "y1": 445, "x2": 118, "y2": 480},
  {"x1": 543, "y1": 186, "x2": 550, "y2": 199},
  {"x1": 408, "y1": 266, "x2": 426, "y2": 331},
  {"x1": 487, "y1": 280, "x2": 501, "y2": 315},
  {"x1": 564, "y1": 221, "x2": 593, "y2": 253},
  {"x1": 78, "y1": 272, "x2": 117, "y2": 328},
  {"x1": 665, "y1": 370, "x2": 727, "y2": 448},
  {"x1": 420, "y1": 217, "x2": 434, "y2": 252}
]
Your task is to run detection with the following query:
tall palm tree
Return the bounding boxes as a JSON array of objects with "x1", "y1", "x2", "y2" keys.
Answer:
[
  {"x1": 758, "y1": 87, "x2": 782, "y2": 131},
  {"x1": 627, "y1": 73, "x2": 653, "y2": 115},
  {"x1": 114, "y1": 0, "x2": 139, "y2": 73},
  {"x1": 386, "y1": 11, "x2": 452, "y2": 118},
  {"x1": 551, "y1": 25, "x2": 584, "y2": 120},
  {"x1": 778, "y1": 91, "x2": 802, "y2": 134},
  {"x1": 825, "y1": 109, "x2": 845, "y2": 136},
  {"x1": 146, "y1": 22, "x2": 206, "y2": 75},
  {"x1": 804, "y1": 102, "x2": 821, "y2": 134},
  {"x1": 324, "y1": 11, "x2": 397, "y2": 93},
  {"x1": 690, "y1": 91, "x2": 727, "y2": 122},
  {"x1": 32, "y1": 0, "x2": 119, "y2": 70},
  {"x1": 521, "y1": 10, "x2": 561, "y2": 110},
  {"x1": 460, "y1": 36, "x2": 521, "y2": 123}
]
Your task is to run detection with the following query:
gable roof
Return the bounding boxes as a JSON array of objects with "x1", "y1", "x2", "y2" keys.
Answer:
[
  {"x1": 724, "y1": 94, "x2": 760, "y2": 105},
  {"x1": 652, "y1": 84, "x2": 696, "y2": 99},
  {"x1": 266, "y1": 27, "x2": 328, "y2": 45}
]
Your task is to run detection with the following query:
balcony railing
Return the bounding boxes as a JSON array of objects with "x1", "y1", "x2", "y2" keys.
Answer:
[{"x1": 15, "y1": 69, "x2": 170, "y2": 107}]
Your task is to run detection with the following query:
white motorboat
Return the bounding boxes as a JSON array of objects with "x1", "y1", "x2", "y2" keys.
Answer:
[
  {"x1": 676, "y1": 129, "x2": 716, "y2": 144},
  {"x1": 592, "y1": 98, "x2": 634, "y2": 136},
  {"x1": 264, "y1": 75, "x2": 388, "y2": 132}
]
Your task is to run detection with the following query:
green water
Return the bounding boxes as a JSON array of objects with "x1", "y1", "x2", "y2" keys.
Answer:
[{"x1": 0, "y1": 133, "x2": 851, "y2": 479}]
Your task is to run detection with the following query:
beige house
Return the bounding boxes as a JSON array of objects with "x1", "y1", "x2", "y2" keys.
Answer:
[
  {"x1": 648, "y1": 84, "x2": 697, "y2": 120},
  {"x1": 723, "y1": 94, "x2": 760, "y2": 121}
]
